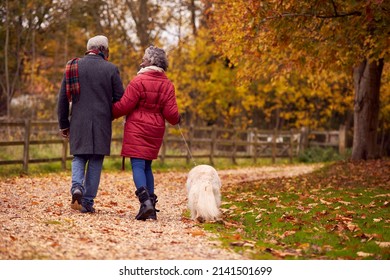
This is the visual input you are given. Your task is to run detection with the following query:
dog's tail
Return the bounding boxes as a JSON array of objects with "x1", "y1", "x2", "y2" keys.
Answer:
[{"x1": 196, "y1": 185, "x2": 220, "y2": 221}]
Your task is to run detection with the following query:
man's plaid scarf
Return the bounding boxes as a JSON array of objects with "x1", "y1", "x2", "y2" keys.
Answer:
[
  {"x1": 65, "y1": 50, "x2": 106, "y2": 103},
  {"x1": 65, "y1": 58, "x2": 80, "y2": 103}
]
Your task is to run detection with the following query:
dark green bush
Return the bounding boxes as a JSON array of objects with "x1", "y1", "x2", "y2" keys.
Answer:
[{"x1": 298, "y1": 147, "x2": 346, "y2": 163}]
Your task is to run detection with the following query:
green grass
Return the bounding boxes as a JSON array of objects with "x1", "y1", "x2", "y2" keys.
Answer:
[
  {"x1": 200, "y1": 159, "x2": 390, "y2": 260},
  {"x1": 0, "y1": 154, "x2": 296, "y2": 177}
]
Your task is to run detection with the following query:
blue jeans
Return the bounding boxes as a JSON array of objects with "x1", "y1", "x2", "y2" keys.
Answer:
[
  {"x1": 130, "y1": 158, "x2": 154, "y2": 195},
  {"x1": 71, "y1": 154, "x2": 105, "y2": 207}
]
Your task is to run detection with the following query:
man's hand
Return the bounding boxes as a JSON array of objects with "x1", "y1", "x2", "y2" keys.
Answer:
[{"x1": 59, "y1": 128, "x2": 70, "y2": 139}]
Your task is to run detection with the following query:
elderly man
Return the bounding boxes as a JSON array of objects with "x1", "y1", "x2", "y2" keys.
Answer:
[{"x1": 57, "y1": 35, "x2": 124, "y2": 213}]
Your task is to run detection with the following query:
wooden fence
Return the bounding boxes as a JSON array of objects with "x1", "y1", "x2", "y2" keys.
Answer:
[
  {"x1": 0, "y1": 120, "x2": 346, "y2": 173},
  {"x1": 0, "y1": 120, "x2": 68, "y2": 172}
]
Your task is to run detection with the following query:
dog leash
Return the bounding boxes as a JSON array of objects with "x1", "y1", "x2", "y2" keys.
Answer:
[{"x1": 177, "y1": 124, "x2": 197, "y2": 166}]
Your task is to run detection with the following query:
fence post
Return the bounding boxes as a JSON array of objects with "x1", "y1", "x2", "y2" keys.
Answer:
[
  {"x1": 299, "y1": 126, "x2": 309, "y2": 154},
  {"x1": 252, "y1": 128, "x2": 258, "y2": 164},
  {"x1": 232, "y1": 128, "x2": 237, "y2": 165},
  {"x1": 186, "y1": 125, "x2": 194, "y2": 165},
  {"x1": 210, "y1": 125, "x2": 216, "y2": 165},
  {"x1": 289, "y1": 129, "x2": 293, "y2": 163},
  {"x1": 272, "y1": 129, "x2": 277, "y2": 164},
  {"x1": 339, "y1": 125, "x2": 346, "y2": 155},
  {"x1": 160, "y1": 126, "x2": 167, "y2": 165},
  {"x1": 247, "y1": 128, "x2": 254, "y2": 163},
  {"x1": 61, "y1": 139, "x2": 68, "y2": 170},
  {"x1": 23, "y1": 119, "x2": 31, "y2": 173}
]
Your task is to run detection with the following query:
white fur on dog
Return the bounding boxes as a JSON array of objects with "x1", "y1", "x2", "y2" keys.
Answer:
[{"x1": 186, "y1": 164, "x2": 221, "y2": 222}]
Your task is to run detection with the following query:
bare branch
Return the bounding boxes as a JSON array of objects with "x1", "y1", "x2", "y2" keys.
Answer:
[
  {"x1": 261, "y1": 10, "x2": 362, "y2": 23},
  {"x1": 330, "y1": 0, "x2": 338, "y2": 16}
]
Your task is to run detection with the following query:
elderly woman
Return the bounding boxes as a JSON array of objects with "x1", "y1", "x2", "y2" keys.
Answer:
[{"x1": 112, "y1": 46, "x2": 180, "y2": 220}]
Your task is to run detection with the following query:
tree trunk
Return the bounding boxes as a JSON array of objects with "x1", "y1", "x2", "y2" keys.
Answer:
[
  {"x1": 3, "y1": 0, "x2": 10, "y2": 118},
  {"x1": 189, "y1": 0, "x2": 197, "y2": 36},
  {"x1": 137, "y1": 0, "x2": 150, "y2": 49},
  {"x1": 125, "y1": 0, "x2": 151, "y2": 50},
  {"x1": 351, "y1": 59, "x2": 384, "y2": 160}
]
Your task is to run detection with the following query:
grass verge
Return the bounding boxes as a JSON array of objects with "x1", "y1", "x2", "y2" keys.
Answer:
[
  {"x1": 0, "y1": 156, "x2": 294, "y2": 177},
  {"x1": 200, "y1": 159, "x2": 390, "y2": 260}
]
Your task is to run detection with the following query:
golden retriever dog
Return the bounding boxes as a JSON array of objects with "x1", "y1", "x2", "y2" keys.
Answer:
[{"x1": 186, "y1": 164, "x2": 221, "y2": 222}]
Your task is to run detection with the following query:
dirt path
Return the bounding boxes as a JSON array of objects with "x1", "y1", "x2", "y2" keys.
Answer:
[{"x1": 0, "y1": 164, "x2": 321, "y2": 260}]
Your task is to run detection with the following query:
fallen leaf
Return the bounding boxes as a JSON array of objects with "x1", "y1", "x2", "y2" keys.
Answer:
[
  {"x1": 346, "y1": 222, "x2": 360, "y2": 232},
  {"x1": 375, "y1": 242, "x2": 390, "y2": 248},
  {"x1": 280, "y1": 230, "x2": 296, "y2": 239},
  {"x1": 233, "y1": 234, "x2": 242, "y2": 240},
  {"x1": 188, "y1": 230, "x2": 205, "y2": 236},
  {"x1": 269, "y1": 248, "x2": 301, "y2": 258},
  {"x1": 223, "y1": 220, "x2": 242, "y2": 228},
  {"x1": 320, "y1": 199, "x2": 332, "y2": 205},
  {"x1": 276, "y1": 203, "x2": 286, "y2": 208},
  {"x1": 298, "y1": 243, "x2": 310, "y2": 249},
  {"x1": 374, "y1": 194, "x2": 390, "y2": 198},
  {"x1": 357, "y1": 251, "x2": 374, "y2": 257},
  {"x1": 230, "y1": 241, "x2": 245, "y2": 247},
  {"x1": 338, "y1": 200, "x2": 351, "y2": 205}
]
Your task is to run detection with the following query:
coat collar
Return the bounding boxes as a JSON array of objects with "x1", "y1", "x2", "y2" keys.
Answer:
[{"x1": 137, "y1": 65, "x2": 165, "y2": 75}]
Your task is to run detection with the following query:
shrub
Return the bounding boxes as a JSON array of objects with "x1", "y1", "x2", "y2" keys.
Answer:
[{"x1": 298, "y1": 147, "x2": 344, "y2": 163}]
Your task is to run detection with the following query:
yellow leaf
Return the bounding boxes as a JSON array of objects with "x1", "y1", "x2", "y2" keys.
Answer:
[{"x1": 189, "y1": 230, "x2": 205, "y2": 237}]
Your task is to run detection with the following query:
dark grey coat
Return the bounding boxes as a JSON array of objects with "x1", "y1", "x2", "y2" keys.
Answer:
[{"x1": 57, "y1": 55, "x2": 124, "y2": 155}]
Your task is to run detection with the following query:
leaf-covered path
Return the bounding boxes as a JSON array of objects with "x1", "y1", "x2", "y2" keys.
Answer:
[{"x1": 0, "y1": 164, "x2": 321, "y2": 260}]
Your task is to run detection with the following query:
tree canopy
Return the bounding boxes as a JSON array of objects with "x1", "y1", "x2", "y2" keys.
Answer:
[
  {"x1": 206, "y1": 0, "x2": 390, "y2": 158},
  {"x1": 208, "y1": 0, "x2": 389, "y2": 77},
  {"x1": 1, "y1": 0, "x2": 389, "y2": 156}
]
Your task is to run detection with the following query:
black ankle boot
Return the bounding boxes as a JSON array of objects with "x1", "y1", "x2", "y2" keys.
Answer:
[
  {"x1": 148, "y1": 193, "x2": 160, "y2": 220},
  {"x1": 71, "y1": 187, "x2": 83, "y2": 211},
  {"x1": 135, "y1": 187, "x2": 154, "y2": 221}
]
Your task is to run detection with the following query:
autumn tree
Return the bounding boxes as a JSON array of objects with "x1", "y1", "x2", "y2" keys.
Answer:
[
  {"x1": 167, "y1": 0, "x2": 248, "y2": 127},
  {"x1": 379, "y1": 64, "x2": 390, "y2": 156},
  {"x1": 112, "y1": 0, "x2": 197, "y2": 50},
  {"x1": 167, "y1": 16, "x2": 354, "y2": 128},
  {"x1": 168, "y1": 28, "x2": 243, "y2": 126},
  {"x1": 242, "y1": 69, "x2": 353, "y2": 130},
  {"x1": 0, "y1": 0, "x2": 189, "y2": 119},
  {"x1": 0, "y1": 0, "x2": 62, "y2": 118},
  {"x1": 207, "y1": 0, "x2": 389, "y2": 160}
]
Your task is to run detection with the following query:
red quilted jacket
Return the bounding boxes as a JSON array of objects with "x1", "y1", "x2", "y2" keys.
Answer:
[{"x1": 112, "y1": 70, "x2": 180, "y2": 160}]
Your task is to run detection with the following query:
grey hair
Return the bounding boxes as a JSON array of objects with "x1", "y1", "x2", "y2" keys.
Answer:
[
  {"x1": 143, "y1": 46, "x2": 168, "y2": 71},
  {"x1": 87, "y1": 35, "x2": 109, "y2": 50}
]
